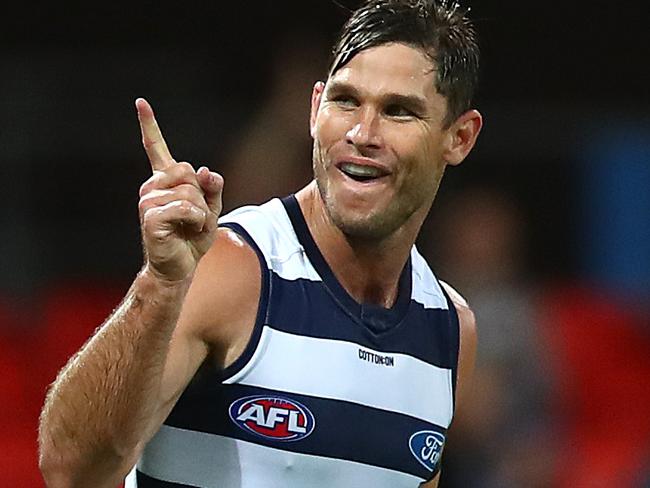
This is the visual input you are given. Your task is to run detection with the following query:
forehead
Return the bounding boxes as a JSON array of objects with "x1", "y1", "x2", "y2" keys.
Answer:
[{"x1": 327, "y1": 43, "x2": 439, "y2": 99}]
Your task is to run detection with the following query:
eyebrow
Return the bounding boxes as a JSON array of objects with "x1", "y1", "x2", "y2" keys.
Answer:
[{"x1": 325, "y1": 81, "x2": 429, "y2": 114}]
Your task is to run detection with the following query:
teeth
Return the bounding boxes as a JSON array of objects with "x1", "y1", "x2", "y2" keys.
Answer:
[{"x1": 340, "y1": 163, "x2": 383, "y2": 178}]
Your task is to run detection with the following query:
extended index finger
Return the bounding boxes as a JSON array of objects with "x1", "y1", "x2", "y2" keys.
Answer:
[{"x1": 136, "y1": 98, "x2": 174, "y2": 171}]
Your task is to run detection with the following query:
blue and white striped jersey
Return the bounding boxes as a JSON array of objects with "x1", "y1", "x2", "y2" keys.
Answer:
[{"x1": 127, "y1": 195, "x2": 460, "y2": 488}]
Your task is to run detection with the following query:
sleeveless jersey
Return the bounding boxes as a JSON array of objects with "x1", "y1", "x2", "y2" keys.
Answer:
[{"x1": 126, "y1": 195, "x2": 460, "y2": 488}]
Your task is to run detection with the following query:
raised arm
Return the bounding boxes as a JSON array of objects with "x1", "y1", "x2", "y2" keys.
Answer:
[{"x1": 38, "y1": 99, "x2": 227, "y2": 487}]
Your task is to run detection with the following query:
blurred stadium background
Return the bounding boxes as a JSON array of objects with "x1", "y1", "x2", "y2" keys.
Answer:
[{"x1": 1, "y1": 1, "x2": 648, "y2": 486}]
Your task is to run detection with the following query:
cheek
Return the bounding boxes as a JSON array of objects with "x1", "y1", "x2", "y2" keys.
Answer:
[
  {"x1": 415, "y1": 129, "x2": 445, "y2": 168},
  {"x1": 397, "y1": 133, "x2": 445, "y2": 187},
  {"x1": 315, "y1": 107, "x2": 350, "y2": 148},
  {"x1": 394, "y1": 132, "x2": 435, "y2": 168}
]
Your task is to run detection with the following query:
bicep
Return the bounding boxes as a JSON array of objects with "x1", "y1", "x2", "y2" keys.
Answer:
[
  {"x1": 156, "y1": 227, "x2": 262, "y2": 422},
  {"x1": 158, "y1": 320, "x2": 210, "y2": 413}
]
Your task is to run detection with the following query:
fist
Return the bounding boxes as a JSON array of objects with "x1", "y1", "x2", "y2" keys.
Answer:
[{"x1": 136, "y1": 98, "x2": 223, "y2": 282}]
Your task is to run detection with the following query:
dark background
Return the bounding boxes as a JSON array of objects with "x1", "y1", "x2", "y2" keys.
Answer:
[{"x1": 2, "y1": 0, "x2": 648, "y2": 295}]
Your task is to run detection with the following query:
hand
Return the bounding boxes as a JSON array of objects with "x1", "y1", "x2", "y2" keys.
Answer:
[{"x1": 136, "y1": 98, "x2": 223, "y2": 282}]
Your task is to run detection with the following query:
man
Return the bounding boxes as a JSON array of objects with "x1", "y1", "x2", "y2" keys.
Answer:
[{"x1": 38, "y1": 1, "x2": 483, "y2": 486}]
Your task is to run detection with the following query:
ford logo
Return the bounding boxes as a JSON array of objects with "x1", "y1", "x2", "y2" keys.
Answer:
[{"x1": 409, "y1": 430, "x2": 445, "y2": 472}]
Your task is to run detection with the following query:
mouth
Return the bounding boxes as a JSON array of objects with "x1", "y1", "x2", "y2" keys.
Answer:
[{"x1": 336, "y1": 161, "x2": 390, "y2": 183}]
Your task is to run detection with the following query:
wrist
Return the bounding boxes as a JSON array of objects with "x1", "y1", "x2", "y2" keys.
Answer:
[
  {"x1": 126, "y1": 266, "x2": 192, "y2": 329},
  {"x1": 139, "y1": 263, "x2": 194, "y2": 290},
  {"x1": 132, "y1": 265, "x2": 193, "y2": 309}
]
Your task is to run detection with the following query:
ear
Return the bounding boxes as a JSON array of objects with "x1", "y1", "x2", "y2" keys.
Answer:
[
  {"x1": 310, "y1": 81, "x2": 325, "y2": 138},
  {"x1": 442, "y1": 109, "x2": 483, "y2": 166}
]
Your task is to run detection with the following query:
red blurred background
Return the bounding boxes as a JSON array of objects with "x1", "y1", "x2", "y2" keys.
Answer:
[{"x1": 1, "y1": 1, "x2": 648, "y2": 486}]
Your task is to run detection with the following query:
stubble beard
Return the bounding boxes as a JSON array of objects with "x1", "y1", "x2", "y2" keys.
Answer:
[{"x1": 312, "y1": 143, "x2": 433, "y2": 243}]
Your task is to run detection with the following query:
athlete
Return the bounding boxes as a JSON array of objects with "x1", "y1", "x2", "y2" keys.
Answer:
[{"x1": 39, "y1": 1, "x2": 483, "y2": 486}]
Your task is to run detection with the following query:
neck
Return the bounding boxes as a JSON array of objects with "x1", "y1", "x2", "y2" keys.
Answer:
[{"x1": 295, "y1": 182, "x2": 424, "y2": 308}]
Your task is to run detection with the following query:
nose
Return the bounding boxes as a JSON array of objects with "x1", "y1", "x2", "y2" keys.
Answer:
[{"x1": 346, "y1": 107, "x2": 382, "y2": 150}]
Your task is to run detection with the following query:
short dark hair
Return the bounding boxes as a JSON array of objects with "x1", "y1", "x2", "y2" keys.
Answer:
[{"x1": 329, "y1": 0, "x2": 479, "y2": 126}]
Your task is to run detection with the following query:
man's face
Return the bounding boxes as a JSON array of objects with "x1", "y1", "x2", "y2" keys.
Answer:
[{"x1": 310, "y1": 42, "x2": 452, "y2": 240}]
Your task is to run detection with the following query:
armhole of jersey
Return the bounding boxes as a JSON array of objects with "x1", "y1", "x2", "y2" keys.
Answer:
[
  {"x1": 218, "y1": 222, "x2": 270, "y2": 381},
  {"x1": 439, "y1": 283, "x2": 461, "y2": 413}
]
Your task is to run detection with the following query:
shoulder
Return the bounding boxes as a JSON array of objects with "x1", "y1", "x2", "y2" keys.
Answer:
[
  {"x1": 439, "y1": 281, "x2": 477, "y2": 408},
  {"x1": 199, "y1": 225, "x2": 263, "y2": 295},
  {"x1": 179, "y1": 225, "x2": 262, "y2": 355},
  {"x1": 189, "y1": 198, "x2": 291, "y2": 322},
  {"x1": 180, "y1": 197, "x2": 301, "y2": 361},
  {"x1": 439, "y1": 281, "x2": 476, "y2": 338}
]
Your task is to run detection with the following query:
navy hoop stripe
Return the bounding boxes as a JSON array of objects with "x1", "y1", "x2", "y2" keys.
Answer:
[
  {"x1": 266, "y1": 272, "x2": 458, "y2": 369},
  {"x1": 165, "y1": 382, "x2": 444, "y2": 480},
  {"x1": 135, "y1": 471, "x2": 193, "y2": 487}
]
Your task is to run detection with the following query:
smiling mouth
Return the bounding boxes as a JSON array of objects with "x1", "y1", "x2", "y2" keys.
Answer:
[{"x1": 338, "y1": 162, "x2": 389, "y2": 182}]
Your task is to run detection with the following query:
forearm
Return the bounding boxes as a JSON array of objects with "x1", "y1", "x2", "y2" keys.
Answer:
[{"x1": 38, "y1": 267, "x2": 191, "y2": 487}]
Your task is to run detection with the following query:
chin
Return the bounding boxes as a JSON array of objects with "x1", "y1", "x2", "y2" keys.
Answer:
[
  {"x1": 316, "y1": 171, "x2": 416, "y2": 241},
  {"x1": 329, "y1": 203, "x2": 407, "y2": 241}
]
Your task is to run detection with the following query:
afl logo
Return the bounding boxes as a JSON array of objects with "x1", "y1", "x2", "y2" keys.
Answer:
[
  {"x1": 229, "y1": 395, "x2": 315, "y2": 442},
  {"x1": 409, "y1": 431, "x2": 445, "y2": 472}
]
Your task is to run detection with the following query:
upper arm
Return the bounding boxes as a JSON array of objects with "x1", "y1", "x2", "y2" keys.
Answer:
[
  {"x1": 155, "y1": 227, "x2": 262, "y2": 421},
  {"x1": 440, "y1": 281, "x2": 477, "y2": 415}
]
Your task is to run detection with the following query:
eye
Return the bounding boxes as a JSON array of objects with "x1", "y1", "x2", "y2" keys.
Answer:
[
  {"x1": 384, "y1": 104, "x2": 416, "y2": 118},
  {"x1": 331, "y1": 95, "x2": 358, "y2": 109}
]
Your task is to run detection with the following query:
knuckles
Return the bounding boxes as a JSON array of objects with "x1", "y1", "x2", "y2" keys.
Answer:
[
  {"x1": 175, "y1": 162, "x2": 196, "y2": 175},
  {"x1": 140, "y1": 184, "x2": 205, "y2": 205},
  {"x1": 139, "y1": 163, "x2": 202, "y2": 197},
  {"x1": 139, "y1": 195, "x2": 207, "y2": 221},
  {"x1": 137, "y1": 161, "x2": 218, "y2": 259},
  {"x1": 140, "y1": 201, "x2": 207, "y2": 237},
  {"x1": 173, "y1": 200, "x2": 201, "y2": 218}
]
